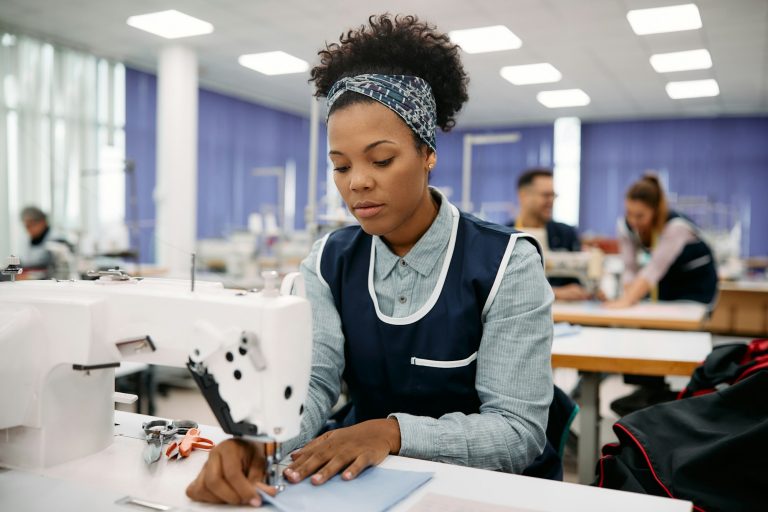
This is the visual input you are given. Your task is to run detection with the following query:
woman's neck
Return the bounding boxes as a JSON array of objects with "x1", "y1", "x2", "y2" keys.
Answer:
[{"x1": 383, "y1": 189, "x2": 439, "y2": 257}]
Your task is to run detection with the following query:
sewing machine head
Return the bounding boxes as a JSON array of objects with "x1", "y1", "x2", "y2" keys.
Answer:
[
  {"x1": 0, "y1": 268, "x2": 312, "y2": 470},
  {"x1": 545, "y1": 248, "x2": 605, "y2": 295}
]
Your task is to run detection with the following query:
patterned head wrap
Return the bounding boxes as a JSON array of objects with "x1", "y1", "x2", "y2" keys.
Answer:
[{"x1": 326, "y1": 74, "x2": 437, "y2": 152}]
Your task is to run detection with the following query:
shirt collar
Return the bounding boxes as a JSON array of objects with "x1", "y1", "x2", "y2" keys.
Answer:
[{"x1": 374, "y1": 188, "x2": 452, "y2": 278}]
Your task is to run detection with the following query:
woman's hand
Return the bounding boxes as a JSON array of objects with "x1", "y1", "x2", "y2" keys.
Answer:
[
  {"x1": 285, "y1": 418, "x2": 401, "y2": 485},
  {"x1": 553, "y1": 283, "x2": 591, "y2": 302},
  {"x1": 186, "y1": 439, "x2": 277, "y2": 506}
]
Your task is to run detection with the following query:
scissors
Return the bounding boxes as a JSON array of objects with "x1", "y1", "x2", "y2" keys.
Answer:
[
  {"x1": 165, "y1": 427, "x2": 215, "y2": 460},
  {"x1": 142, "y1": 420, "x2": 178, "y2": 465}
]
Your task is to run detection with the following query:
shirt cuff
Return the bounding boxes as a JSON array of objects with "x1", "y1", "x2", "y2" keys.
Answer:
[{"x1": 388, "y1": 412, "x2": 440, "y2": 460}]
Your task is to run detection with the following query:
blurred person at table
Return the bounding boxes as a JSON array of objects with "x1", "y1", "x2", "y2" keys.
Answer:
[
  {"x1": 605, "y1": 174, "x2": 717, "y2": 309},
  {"x1": 18, "y1": 206, "x2": 73, "y2": 280},
  {"x1": 607, "y1": 174, "x2": 718, "y2": 416},
  {"x1": 509, "y1": 168, "x2": 592, "y2": 301}
]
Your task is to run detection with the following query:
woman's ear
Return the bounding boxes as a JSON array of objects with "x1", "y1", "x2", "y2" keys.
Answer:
[{"x1": 425, "y1": 150, "x2": 437, "y2": 173}]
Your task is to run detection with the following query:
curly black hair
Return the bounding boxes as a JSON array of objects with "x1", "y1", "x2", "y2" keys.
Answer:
[{"x1": 310, "y1": 14, "x2": 469, "y2": 133}]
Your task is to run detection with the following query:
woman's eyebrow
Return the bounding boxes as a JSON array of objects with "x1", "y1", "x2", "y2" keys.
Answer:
[{"x1": 329, "y1": 139, "x2": 396, "y2": 157}]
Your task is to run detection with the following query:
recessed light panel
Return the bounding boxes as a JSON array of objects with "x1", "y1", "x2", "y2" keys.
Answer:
[
  {"x1": 650, "y1": 49, "x2": 712, "y2": 73},
  {"x1": 500, "y1": 63, "x2": 562, "y2": 85},
  {"x1": 666, "y1": 79, "x2": 719, "y2": 99},
  {"x1": 537, "y1": 89, "x2": 591, "y2": 108},
  {"x1": 126, "y1": 10, "x2": 213, "y2": 39},
  {"x1": 627, "y1": 4, "x2": 702, "y2": 35},
  {"x1": 449, "y1": 26, "x2": 522, "y2": 54},
  {"x1": 238, "y1": 51, "x2": 309, "y2": 76}
]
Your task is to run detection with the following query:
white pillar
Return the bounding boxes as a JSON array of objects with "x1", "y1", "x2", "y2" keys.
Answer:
[
  {"x1": 553, "y1": 117, "x2": 581, "y2": 227},
  {"x1": 154, "y1": 45, "x2": 198, "y2": 277}
]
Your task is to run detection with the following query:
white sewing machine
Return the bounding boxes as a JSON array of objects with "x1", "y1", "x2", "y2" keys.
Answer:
[
  {"x1": 0, "y1": 263, "x2": 312, "y2": 489},
  {"x1": 545, "y1": 248, "x2": 605, "y2": 295}
]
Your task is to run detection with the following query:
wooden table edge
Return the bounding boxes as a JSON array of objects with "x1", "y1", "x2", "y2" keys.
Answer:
[
  {"x1": 552, "y1": 313, "x2": 703, "y2": 332},
  {"x1": 552, "y1": 354, "x2": 702, "y2": 376}
]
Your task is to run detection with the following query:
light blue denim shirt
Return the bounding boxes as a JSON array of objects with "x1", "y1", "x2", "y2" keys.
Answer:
[{"x1": 290, "y1": 190, "x2": 554, "y2": 473}]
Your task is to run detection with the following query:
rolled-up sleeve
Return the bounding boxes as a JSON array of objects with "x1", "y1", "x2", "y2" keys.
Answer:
[{"x1": 391, "y1": 239, "x2": 554, "y2": 473}]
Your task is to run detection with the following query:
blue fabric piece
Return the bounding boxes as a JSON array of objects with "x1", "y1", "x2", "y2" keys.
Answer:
[
  {"x1": 553, "y1": 322, "x2": 582, "y2": 337},
  {"x1": 327, "y1": 74, "x2": 437, "y2": 151},
  {"x1": 260, "y1": 467, "x2": 433, "y2": 512}
]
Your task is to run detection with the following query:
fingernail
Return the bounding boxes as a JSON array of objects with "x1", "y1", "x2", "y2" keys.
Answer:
[
  {"x1": 249, "y1": 497, "x2": 262, "y2": 507},
  {"x1": 343, "y1": 471, "x2": 352, "y2": 480},
  {"x1": 312, "y1": 474, "x2": 322, "y2": 483}
]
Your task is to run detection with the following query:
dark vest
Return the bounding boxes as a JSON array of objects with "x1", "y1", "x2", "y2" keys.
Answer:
[
  {"x1": 626, "y1": 211, "x2": 718, "y2": 304},
  {"x1": 320, "y1": 206, "x2": 541, "y2": 422}
]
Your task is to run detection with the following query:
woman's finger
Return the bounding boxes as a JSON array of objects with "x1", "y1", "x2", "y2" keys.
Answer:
[
  {"x1": 203, "y1": 450, "x2": 249, "y2": 505},
  {"x1": 285, "y1": 451, "x2": 331, "y2": 483},
  {"x1": 221, "y1": 451, "x2": 260, "y2": 504},
  {"x1": 341, "y1": 453, "x2": 377, "y2": 481},
  {"x1": 186, "y1": 464, "x2": 224, "y2": 504},
  {"x1": 310, "y1": 454, "x2": 355, "y2": 485}
]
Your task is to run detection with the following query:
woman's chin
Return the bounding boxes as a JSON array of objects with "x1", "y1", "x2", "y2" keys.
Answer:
[{"x1": 357, "y1": 217, "x2": 390, "y2": 237}]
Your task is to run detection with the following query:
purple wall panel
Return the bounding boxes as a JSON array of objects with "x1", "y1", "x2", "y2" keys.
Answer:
[
  {"x1": 580, "y1": 117, "x2": 768, "y2": 256},
  {"x1": 125, "y1": 67, "x2": 326, "y2": 261},
  {"x1": 126, "y1": 66, "x2": 767, "y2": 260},
  {"x1": 124, "y1": 68, "x2": 157, "y2": 262},
  {"x1": 432, "y1": 125, "x2": 554, "y2": 224}
]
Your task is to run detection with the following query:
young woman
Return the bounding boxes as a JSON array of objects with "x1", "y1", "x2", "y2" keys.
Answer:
[
  {"x1": 607, "y1": 174, "x2": 718, "y2": 416},
  {"x1": 605, "y1": 174, "x2": 718, "y2": 308},
  {"x1": 187, "y1": 15, "x2": 554, "y2": 506}
]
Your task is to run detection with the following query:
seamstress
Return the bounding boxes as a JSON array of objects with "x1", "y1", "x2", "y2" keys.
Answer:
[
  {"x1": 605, "y1": 174, "x2": 718, "y2": 309},
  {"x1": 607, "y1": 174, "x2": 718, "y2": 416},
  {"x1": 18, "y1": 206, "x2": 67, "y2": 279},
  {"x1": 509, "y1": 169, "x2": 593, "y2": 301},
  {"x1": 187, "y1": 14, "x2": 554, "y2": 507}
]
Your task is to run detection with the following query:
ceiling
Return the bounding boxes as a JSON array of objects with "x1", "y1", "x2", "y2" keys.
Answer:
[{"x1": 1, "y1": 0, "x2": 766, "y2": 127}]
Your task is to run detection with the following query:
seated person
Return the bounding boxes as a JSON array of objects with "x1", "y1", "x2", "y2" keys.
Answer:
[
  {"x1": 19, "y1": 206, "x2": 72, "y2": 279},
  {"x1": 186, "y1": 14, "x2": 555, "y2": 507},
  {"x1": 509, "y1": 169, "x2": 592, "y2": 301}
]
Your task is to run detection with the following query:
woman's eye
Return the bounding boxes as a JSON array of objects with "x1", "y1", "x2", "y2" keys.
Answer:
[
  {"x1": 333, "y1": 166, "x2": 350, "y2": 172},
  {"x1": 373, "y1": 157, "x2": 394, "y2": 167}
]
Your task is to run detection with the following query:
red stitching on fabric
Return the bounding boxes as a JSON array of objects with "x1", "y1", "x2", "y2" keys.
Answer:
[
  {"x1": 734, "y1": 361, "x2": 768, "y2": 384},
  {"x1": 598, "y1": 456, "x2": 607, "y2": 488},
  {"x1": 614, "y1": 423, "x2": 707, "y2": 512}
]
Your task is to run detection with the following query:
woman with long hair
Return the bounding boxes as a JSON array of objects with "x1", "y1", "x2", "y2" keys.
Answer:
[{"x1": 605, "y1": 173, "x2": 718, "y2": 309}]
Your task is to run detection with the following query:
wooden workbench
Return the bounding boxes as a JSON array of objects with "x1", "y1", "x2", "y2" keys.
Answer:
[{"x1": 552, "y1": 301, "x2": 708, "y2": 331}]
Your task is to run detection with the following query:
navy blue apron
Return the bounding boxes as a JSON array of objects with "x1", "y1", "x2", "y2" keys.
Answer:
[
  {"x1": 626, "y1": 211, "x2": 718, "y2": 304},
  {"x1": 319, "y1": 204, "x2": 561, "y2": 478}
]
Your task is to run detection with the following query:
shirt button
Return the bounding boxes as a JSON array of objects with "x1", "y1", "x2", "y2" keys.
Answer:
[
  {"x1": 400, "y1": 259, "x2": 407, "y2": 267},
  {"x1": 399, "y1": 296, "x2": 407, "y2": 304}
]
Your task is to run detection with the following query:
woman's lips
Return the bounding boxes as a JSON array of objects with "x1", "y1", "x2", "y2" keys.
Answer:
[{"x1": 354, "y1": 204, "x2": 384, "y2": 219}]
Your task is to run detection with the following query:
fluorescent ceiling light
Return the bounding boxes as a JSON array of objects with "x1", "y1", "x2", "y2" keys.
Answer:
[
  {"x1": 666, "y1": 79, "x2": 719, "y2": 99},
  {"x1": 449, "y1": 26, "x2": 522, "y2": 54},
  {"x1": 238, "y1": 51, "x2": 309, "y2": 76},
  {"x1": 650, "y1": 49, "x2": 712, "y2": 73},
  {"x1": 126, "y1": 10, "x2": 213, "y2": 39},
  {"x1": 500, "y1": 63, "x2": 562, "y2": 85},
  {"x1": 627, "y1": 4, "x2": 702, "y2": 35},
  {"x1": 537, "y1": 89, "x2": 591, "y2": 109}
]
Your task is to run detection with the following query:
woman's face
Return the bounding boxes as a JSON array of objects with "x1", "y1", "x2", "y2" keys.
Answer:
[
  {"x1": 328, "y1": 100, "x2": 435, "y2": 237},
  {"x1": 625, "y1": 199, "x2": 655, "y2": 233}
]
